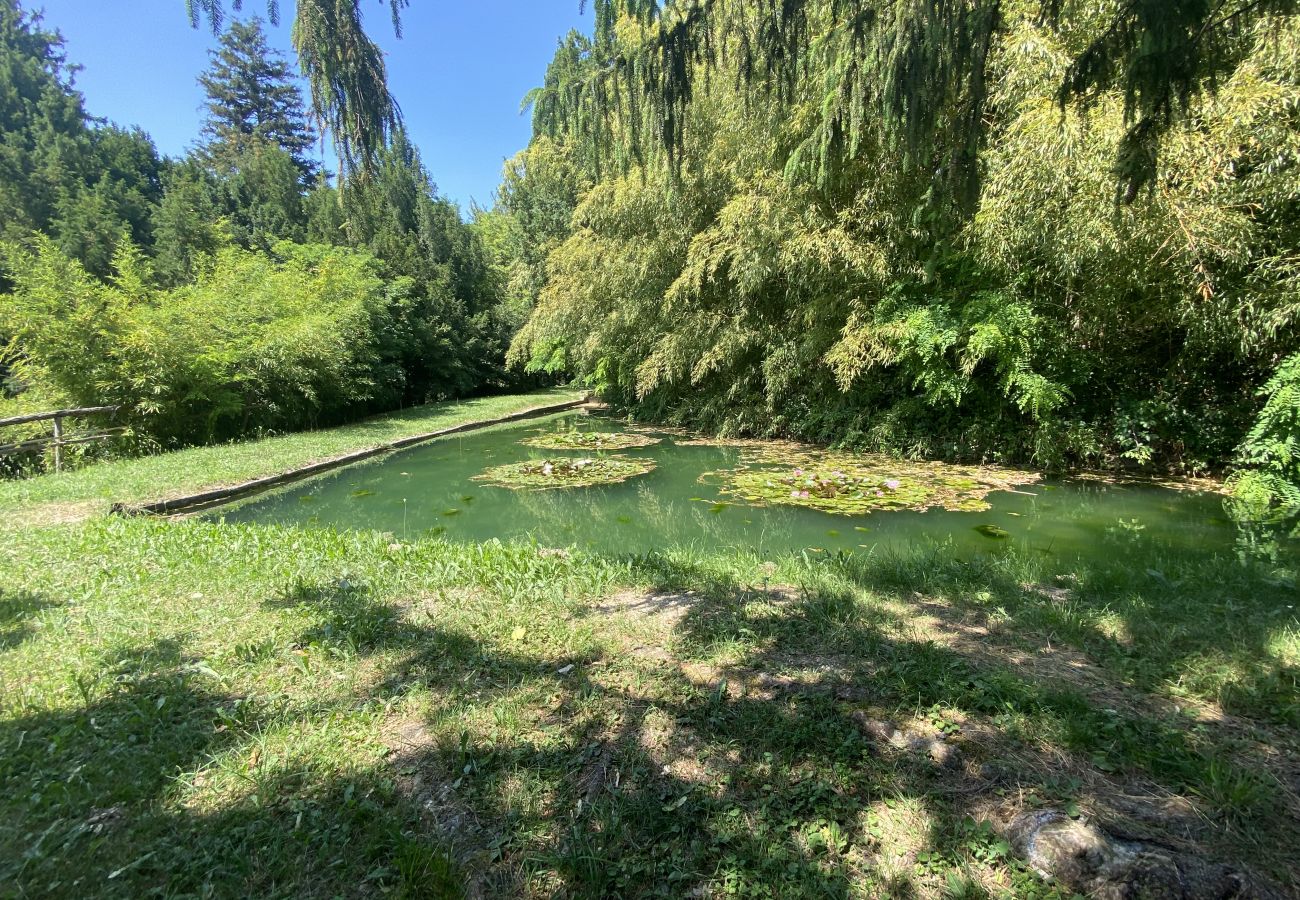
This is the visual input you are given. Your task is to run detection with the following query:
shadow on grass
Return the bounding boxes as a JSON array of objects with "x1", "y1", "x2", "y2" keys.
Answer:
[
  {"x1": 3, "y1": 547, "x2": 1295, "y2": 898},
  {"x1": 0, "y1": 593, "x2": 497, "y2": 898},
  {"x1": 0, "y1": 640, "x2": 252, "y2": 890},
  {"x1": 0, "y1": 589, "x2": 60, "y2": 650},
  {"x1": 603, "y1": 557, "x2": 1291, "y2": 891}
]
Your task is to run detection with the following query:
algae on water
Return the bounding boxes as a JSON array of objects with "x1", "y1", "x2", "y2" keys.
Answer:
[
  {"x1": 523, "y1": 430, "x2": 660, "y2": 451},
  {"x1": 474, "y1": 456, "x2": 656, "y2": 491},
  {"x1": 710, "y1": 448, "x2": 1039, "y2": 515}
]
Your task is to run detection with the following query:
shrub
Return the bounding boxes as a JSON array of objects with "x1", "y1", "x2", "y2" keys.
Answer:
[
  {"x1": 1230, "y1": 352, "x2": 1300, "y2": 530},
  {"x1": 1, "y1": 236, "x2": 402, "y2": 448}
]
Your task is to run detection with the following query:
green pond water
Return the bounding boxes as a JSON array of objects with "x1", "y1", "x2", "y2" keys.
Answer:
[{"x1": 215, "y1": 411, "x2": 1243, "y2": 562}]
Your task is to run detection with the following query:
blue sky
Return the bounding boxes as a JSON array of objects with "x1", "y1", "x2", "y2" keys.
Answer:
[{"x1": 32, "y1": 0, "x2": 592, "y2": 211}]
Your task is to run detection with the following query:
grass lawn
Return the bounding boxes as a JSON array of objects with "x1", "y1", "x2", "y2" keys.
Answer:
[
  {"x1": 1, "y1": 394, "x2": 1298, "y2": 897},
  {"x1": 0, "y1": 387, "x2": 583, "y2": 527}
]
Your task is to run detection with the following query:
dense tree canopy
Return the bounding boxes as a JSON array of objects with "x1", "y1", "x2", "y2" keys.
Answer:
[
  {"x1": 1, "y1": 1, "x2": 519, "y2": 464},
  {"x1": 308, "y1": 128, "x2": 519, "y2": 401},
  {"x1": 187, "y1": 0, "x2": 1296, "y2": 203},
  {"x1": 0, "y1": 1, "x2": 163, "y2": 276},
  {"x1": 542, "y1": 0, "x2": 1300, "y2": 204}
]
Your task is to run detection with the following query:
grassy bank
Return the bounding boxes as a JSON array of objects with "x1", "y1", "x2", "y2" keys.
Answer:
[
  {"x1": 0, "y1": 389, "x2": 582, "y2": 527},
  {"x1": 2, "y1": 512, "x2": 1297, "y2": 897}
]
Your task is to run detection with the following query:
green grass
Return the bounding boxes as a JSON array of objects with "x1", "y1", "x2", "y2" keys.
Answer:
[
  {"x1": 2, "y1": 512, "x2": 1297, "y2": 897},
  {"x1": 0, "y1": 388, "x2": 582, "y2": 525}
]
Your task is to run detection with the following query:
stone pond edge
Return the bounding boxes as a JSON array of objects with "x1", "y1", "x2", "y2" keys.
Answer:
[{"x1": 110, "y1": 396, "x2": 592, "y2": 518}]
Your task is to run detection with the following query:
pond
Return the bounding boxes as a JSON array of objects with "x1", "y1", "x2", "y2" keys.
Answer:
[{"x1": 214, "y1": 411, "x2": 1244, "y2": 562}]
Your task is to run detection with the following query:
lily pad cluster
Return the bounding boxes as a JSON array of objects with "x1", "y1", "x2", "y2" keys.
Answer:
[
  {"x1": 715, "y1": 449, "x2": 1039, "y2": 515},
  {"x1": 523, "y1": 430, "x2": 660, "y2": 451},
  {"x1": 474, "y1": 456, "x2": 655, "y2": 491}
]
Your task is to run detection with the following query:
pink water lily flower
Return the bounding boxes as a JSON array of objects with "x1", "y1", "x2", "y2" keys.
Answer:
[
  {"x1": 885, "y1": 479, "x2": 901, "y2": 490},
  {"x1": 800, "y1": 490, "x2": 811, "y2": 499},
  {"x1": 791, "y1": 490, "x2": 801, "y2": 498},
  {"x1": 793, "y1": 468, "x2": 804, "y2": 477}
]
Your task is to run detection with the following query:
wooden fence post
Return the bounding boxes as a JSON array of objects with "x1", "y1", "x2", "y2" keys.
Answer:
[{"x1": 52, "y1": 415, "x2": 63, "y2": 473}]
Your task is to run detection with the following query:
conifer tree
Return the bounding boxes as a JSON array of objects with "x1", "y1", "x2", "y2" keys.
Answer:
[
  {"x1": 152, "y1": 160, "x2": 224, "y2": 286},
  {"x1": 188, "y1": 0, "x2": 402, "y2": 172},
  {"x1": 197, "y1": 17, "x2": 317, "y2": 179}
]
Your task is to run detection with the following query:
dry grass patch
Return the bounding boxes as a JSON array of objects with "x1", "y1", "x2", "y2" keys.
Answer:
[{"x1": 1, "y1": 500, "x2": 103, "y2": 528}]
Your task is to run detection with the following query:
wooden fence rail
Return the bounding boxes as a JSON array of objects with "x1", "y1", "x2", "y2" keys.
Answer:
[{"x1": 0, "y1": 406, "x2": 122, "y2": 472}]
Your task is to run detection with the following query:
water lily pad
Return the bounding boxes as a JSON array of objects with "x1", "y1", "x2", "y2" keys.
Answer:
[
  {"x1": 523, "y1": 430, "x2": 660, "y2": 451},
  {"x1": 474, "y1": 455, "x2": 656, "y2": 491},
  {"x1": 713, "y1": 448, "x2": 1039, "y2": 516},
  {"x1": 974, "y1": 524, "x2": 1011, "y2": 539},
  {"x1": 349, "y1": 489, "x2": 376, "y2": 498}
]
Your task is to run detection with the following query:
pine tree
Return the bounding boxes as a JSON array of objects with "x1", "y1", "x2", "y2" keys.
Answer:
[
  {"x1": 0, "y1": 0, "x2": 87, "y2": 240},
  {"x1": 198, "y1": 17, "x2": 317, "y2": 179},
  {"x1": 188, "y1": 0, "x2": 403, "y2": 172}
]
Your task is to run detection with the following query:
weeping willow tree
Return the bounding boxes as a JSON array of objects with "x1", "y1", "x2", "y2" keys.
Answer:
[
  {"x1": 185, "y1": 0, "x2": 1296, "y2": 199},
  {"x1": 532, "y1": 0, "x2": 1299, "y2": 208}
]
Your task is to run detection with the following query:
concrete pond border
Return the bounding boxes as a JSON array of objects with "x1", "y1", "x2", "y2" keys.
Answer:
[{"x1": 111, "y1": 397, "x2": 591, "y2": 518}]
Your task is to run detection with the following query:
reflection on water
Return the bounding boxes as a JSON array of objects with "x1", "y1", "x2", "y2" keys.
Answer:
[{"x1": 214, "y1": 412, "x2": 1250, "y2": 563}]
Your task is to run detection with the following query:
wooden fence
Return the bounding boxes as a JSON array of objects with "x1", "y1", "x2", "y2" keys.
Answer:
[{"x1": 0, "y1": 406, "x2": 123, "y2": 472}]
